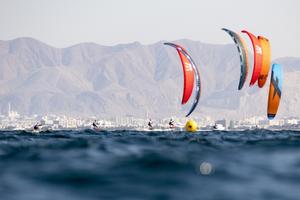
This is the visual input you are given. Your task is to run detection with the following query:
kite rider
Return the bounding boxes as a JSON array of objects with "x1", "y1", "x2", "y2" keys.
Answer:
[
  {"x1": 92, "y1": 120, "x2": 99, "y2": 129},
  {"x1": 148, "y1": 119, "x2": 153, "y2": 129},
  {"x1": 169, "y1": 118, "x2": 175, "y2": 128},
  {"x1": 33, "y1": 122, "x2": 42, "y2": 130}
]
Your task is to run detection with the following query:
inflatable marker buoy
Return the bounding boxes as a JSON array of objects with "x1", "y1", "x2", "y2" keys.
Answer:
[{"x1": 185, "y1": 119, "x2": 198, "y2": 132}]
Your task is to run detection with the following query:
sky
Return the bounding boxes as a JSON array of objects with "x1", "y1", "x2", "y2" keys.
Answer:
[{"x1": 0, "y1": 0, "x2": 299, "y2": 58}]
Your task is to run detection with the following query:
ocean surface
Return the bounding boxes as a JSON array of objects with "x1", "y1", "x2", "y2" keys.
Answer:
[{"x1": 0, "y1": 129, "x2": 300, "y2": 200}]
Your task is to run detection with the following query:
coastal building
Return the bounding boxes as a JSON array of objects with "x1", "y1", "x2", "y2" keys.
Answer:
[
  {"x1": 8, "y1": 103, "x2": 20, "y2": 120},
  {"x1": 215, "y1": 119, "x2": 226, "y2": 127}
]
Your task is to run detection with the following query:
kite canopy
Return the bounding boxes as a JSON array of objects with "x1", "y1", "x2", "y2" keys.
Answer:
[
  {"x1": 242, "y1": 30, "x2": 263, "y2": 86},
  {"x1": 258, "y1": 36, "x2": 271, "y2": 88},
  {"x1": 267, "y1": 63, "x2": 282, "y2": 120},
  {"x1": 222, "y1": 28, "x2": 249, "y2": 90},
  {"x1": 164, "y1": 42, "x2": 201, "y2": 117}
]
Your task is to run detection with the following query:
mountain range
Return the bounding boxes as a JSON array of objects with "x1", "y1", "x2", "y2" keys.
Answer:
[{"x1": 0, "y1": 37, "x2": 299, "y2": 120}]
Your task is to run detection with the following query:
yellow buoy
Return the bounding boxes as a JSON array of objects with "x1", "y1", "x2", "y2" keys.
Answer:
[{"x1": 185, "y1": 119, "x2": 198, "y2": 132}]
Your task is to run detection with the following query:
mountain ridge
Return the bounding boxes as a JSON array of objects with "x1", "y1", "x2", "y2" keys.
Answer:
[{"x1": 0, "y1": 37, "x2": 299, "y2": 120}]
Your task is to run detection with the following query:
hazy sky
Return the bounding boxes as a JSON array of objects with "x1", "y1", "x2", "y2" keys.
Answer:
[{"x1": 0, "y1": 0, "x2": 299, "y2": 58}]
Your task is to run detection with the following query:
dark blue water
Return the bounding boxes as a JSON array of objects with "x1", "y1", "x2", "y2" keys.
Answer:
[{"x1": 0, "y1": 130, "x2": 300, "y2": 200}]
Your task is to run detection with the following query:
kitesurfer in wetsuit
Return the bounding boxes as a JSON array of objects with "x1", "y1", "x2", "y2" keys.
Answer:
[
  {"x1": 213, "y1": 123, "x2": 217, "y2": 129},
  {"x1": 33, "y1": 122, "x2": 42, "y2": 130},
  {"x1": 148, "y1": 119, "x2": 153, "y2": 129},
  {"x1": 169, "y1": 118, "x2": 175, "y2": 128},
  {"x1": 92, "y1": 120, "x2": 99, "y2": 129}
]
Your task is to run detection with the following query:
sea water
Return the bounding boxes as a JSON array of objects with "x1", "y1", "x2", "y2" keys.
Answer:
[{"x1": 0, "y1": 129, "x2": 300, "y2": 200}]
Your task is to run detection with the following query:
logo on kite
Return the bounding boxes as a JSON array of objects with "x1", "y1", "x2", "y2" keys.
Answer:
[
  {"x1": 271, "y1": 77, "x2": 282, "y2": 100},
  {"x1": 255, "y1": 45, "x2": 263, "y2": 55},
  {"x1": 185, "y1": 62, "x2": 193, "y2": 71}
]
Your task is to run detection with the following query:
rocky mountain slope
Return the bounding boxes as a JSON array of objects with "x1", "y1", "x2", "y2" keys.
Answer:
[{"x1": 0, "y1": 38, "x2": 298, "y2": 119}]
